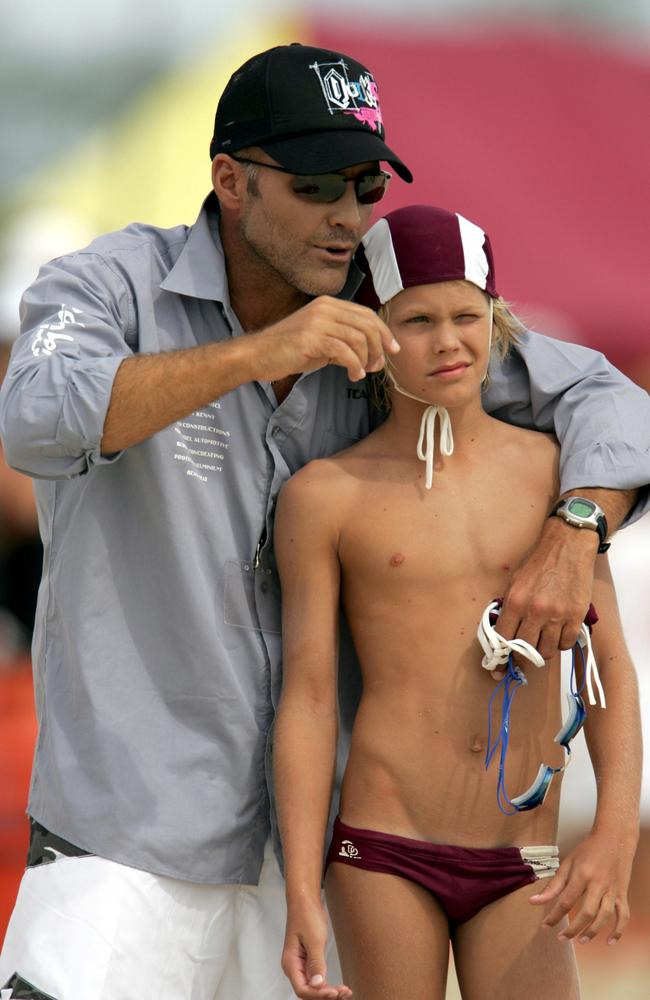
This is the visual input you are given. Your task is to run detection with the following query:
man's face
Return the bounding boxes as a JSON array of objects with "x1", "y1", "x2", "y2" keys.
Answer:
[{"x1": 236, "y1": 150, "x2": 376, "y2": 297}]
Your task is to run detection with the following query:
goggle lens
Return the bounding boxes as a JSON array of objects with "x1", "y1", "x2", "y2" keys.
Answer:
[
  {"x1": 511, "y1": 765, "x2": 556, "y2": 810},
  {"x1": 555, "y1": 693, "x2": 587, "y2": 748}
]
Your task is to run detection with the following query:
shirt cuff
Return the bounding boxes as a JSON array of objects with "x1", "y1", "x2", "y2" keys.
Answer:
[
  {"x1": 559, "y1": 441, "x2": 650, "y2": 527},
  {"x1": 56, "y1": 355, "x2": 126, "y2": 470}
]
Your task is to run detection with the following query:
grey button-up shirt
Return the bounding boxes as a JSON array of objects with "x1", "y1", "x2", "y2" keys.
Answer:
[{"x1": 1, "y1": 194, "x2": 649, "y2": 883}]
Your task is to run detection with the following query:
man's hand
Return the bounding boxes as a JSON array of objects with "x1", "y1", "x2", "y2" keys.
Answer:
[
  {"x1": 281, "y1": 896, "x2": 352, "y2": 1000},
  {"x1": 495, "y1": 487, "x2": 637, "y2": 667},
  {"x1": 496, "y1": 515, "x2": 598, "y2": 667},
  {"x1": 529, "y1": 829, "x2": 635, "y2": 945},
  {"x1": 249, "y1": 296, "x2": 400, "y2": 385}
]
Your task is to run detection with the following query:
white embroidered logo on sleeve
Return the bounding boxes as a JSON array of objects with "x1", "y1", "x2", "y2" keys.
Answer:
[{"x1": 31, "y1": 304, "x2": 85, "y2": 357}]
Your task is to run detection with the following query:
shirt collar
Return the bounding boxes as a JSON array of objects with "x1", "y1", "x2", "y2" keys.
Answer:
[
  {"x1": 160, "y1": 192, "x2": 229, "y2": 303},
  {"x1": 160, "y1": 191, "x2": 366, "y2": 304}
]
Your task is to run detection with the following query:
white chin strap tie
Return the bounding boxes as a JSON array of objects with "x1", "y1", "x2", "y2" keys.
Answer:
[
  {"x1": 385, "y1": 369, "x2": 454, "y2": 490},
  {"x1": 417, "y1": 405, "x2": 453, "y2": 490}
]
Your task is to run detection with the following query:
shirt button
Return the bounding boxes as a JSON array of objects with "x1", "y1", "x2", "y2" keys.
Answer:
[
  {"x1": 271, "y1": 426, "x2": 280, "y2": 436},
  {"x1": 260, "y1": 581, "x2": 269, "y2": 594}
]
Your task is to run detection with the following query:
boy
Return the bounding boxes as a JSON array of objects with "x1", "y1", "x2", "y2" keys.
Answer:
[{"x1": 273, "y1": 206, "x2": 642, "y2": 1000}]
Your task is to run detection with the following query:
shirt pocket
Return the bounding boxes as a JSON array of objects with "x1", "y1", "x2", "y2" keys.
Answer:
[{"x1": 223, "y1": 559, "x2": 281, "y2": 634}]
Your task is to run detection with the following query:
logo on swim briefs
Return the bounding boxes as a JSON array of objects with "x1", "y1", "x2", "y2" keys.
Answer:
[
  {"x1": 338, "y1": 839, "x2": 361, "y2": 859},
  {"x1": 310, "y1": 61, "x2": 383, "y2": 134}
]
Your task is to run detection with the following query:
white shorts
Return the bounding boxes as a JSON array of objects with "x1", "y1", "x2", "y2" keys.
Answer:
[{"x1": 0, "y1": 840, "x2": 341, "y2": 1000}]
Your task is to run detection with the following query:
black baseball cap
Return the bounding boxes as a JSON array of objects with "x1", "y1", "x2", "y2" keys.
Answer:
[{"x1": 210, "y1": 43, "x2": 413, "y2": 182}]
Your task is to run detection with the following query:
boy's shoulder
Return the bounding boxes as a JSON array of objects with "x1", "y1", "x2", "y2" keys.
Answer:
[
  {"x1": 485, "y1": 419, "x2": 560, "y2": 495},
  {"x1": 279, "y1": 452, "x2": 356, "y2": 509},
  {"x1": 488, "y1": 417, "x2": 559, "y2": 459}
]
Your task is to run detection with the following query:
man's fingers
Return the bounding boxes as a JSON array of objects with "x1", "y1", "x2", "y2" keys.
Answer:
[
  {"x1": 491, "y1": 603, "x2": 521, "y2": 643},
  {"x1": 351, "y1": 304, "x2": 400, "y2": 358},
  {"x1": 366, "y1": 354, "x2": 386, "y2": 373},
  {"x1": 319, "y1": 338, "x2": 368, "y2": 382},
  {"x1": 537, "y1": 623, "x2": 563, "y2": 662},
  {"x1": 512, "y1": 623, "x2": 542, "y2": 659},
  {"x1": 329, "y1": 301, "x2": 397, "y2": 368},
  {"x1": 559, "y1": 619, "x2": 583, "y2": 650}
]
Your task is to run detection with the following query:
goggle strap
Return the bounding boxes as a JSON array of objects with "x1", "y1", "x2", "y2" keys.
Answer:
[
  {"x1": 577, "y1": 624, "x2": 606, "y2": 708},
  {"x1": 486, "y1": 657, "x2": 526, "y2": 815},
  {"x1": 478, "y1": 601, "x2": 545, "y2": 673}
]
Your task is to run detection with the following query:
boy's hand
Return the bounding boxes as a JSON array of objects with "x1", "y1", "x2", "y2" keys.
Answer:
[
  {"x1": 281, "y1": 896, "x2": 353, "y2": 999},
  {"x1": 529, "y1": 830, "x2": 634, "y2": 945}
]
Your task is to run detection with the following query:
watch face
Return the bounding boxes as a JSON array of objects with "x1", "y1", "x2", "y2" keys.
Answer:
[{"x1": 567, "y1": 499, "x2": 596, "y2": 519}]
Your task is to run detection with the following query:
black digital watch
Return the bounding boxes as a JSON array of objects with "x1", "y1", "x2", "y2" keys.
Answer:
[{"x1": 550, "y1": 497, "x2": 610, "y2": 553}]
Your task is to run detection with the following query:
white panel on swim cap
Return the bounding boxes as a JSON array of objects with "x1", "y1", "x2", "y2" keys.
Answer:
[
  {"x1": 456, "y1": 213, "x2": 489, "y2": 291},
  {"x1": 361, "y1": 217, "x2": 404, "y2": 305}
]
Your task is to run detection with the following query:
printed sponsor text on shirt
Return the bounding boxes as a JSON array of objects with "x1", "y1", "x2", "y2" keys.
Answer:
[{"x1": 174, "y1": 401, "x2": 229, "y2": 482}]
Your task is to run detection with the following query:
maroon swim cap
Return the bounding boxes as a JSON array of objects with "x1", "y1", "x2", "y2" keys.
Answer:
[{"x1": 356, "y1": 204, "x2": 498, "y2": 309}]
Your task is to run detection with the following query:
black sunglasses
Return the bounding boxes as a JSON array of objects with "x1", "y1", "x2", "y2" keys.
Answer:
[{"x1": 231, "y1": 156, "x2": 391, "y2": 205}]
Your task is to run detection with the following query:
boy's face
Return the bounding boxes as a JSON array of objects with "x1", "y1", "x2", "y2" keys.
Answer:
[
  {"x1": 386, "y1": 280, "x2": 491, "y2": 410},
  {"x1": 237, "y1": 151, "x2": 375, "y2": 297}
]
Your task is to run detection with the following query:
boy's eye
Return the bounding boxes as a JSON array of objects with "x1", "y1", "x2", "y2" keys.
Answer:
[
  {"x1": 405, "y1": 315, "x2": 429, "y2": 324},
  {"x1": 456, "y1": 313, "x2": 481, "y2": 322}
]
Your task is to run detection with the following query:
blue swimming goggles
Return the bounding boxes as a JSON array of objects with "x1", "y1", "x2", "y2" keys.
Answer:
[{"x1": 477, "y1": 600, "x2": 606, "y2": 815}]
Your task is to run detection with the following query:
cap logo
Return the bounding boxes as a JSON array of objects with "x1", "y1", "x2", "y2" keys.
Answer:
[{"x1": 310, "y1": 60, "x2": 383, "y2": 133}]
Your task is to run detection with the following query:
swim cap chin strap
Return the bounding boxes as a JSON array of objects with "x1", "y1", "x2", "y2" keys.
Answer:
[
  {"x1": 386, "y1": 368, "x2": 453, "y2": 490},
  {"x1": 386, "y1": 299, "x2": 493, "y2": 490}
]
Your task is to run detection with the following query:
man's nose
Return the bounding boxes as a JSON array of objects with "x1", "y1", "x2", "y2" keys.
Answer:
[{"x1": 326, "y1": 183, "x2": 364, "y2": 229}]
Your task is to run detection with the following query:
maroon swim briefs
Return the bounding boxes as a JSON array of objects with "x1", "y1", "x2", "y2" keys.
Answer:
[{"x1": 325, "y1": 816, "x2": 559, "y2": 926}]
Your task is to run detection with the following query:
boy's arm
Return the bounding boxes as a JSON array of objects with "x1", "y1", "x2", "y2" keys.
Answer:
[
  {"x1": 485, "y1": 330, "x2": 649, "y2": 659},
  {"x1": 529, "y1": 555, "x2": 642, "y2": 944},
  {"x1": 273, "y1": 464, "x2": 351, "y2": 1000}
]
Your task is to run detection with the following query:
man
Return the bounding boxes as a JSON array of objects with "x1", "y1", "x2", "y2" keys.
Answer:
[{"x1": 0, "y1": 42, "x2": 648, "y2": 1000}]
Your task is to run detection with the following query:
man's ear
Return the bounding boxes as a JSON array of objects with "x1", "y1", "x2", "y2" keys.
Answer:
[{"x1": 212, "y1": 154, "x2": 244, "y2": 210}]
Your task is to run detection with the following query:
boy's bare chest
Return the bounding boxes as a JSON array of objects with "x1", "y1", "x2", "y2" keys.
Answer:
[{"x1": 338, "y1": 469, "x2": 552, "y2": 590}]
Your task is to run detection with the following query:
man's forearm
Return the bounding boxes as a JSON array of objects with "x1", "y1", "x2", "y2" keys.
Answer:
[
  {"x1": 101, "y1": 336, "x2": 260, "y2": 454},
  {"x1": 559, "y1": 487, "x2": 639, "y2": 536}
]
